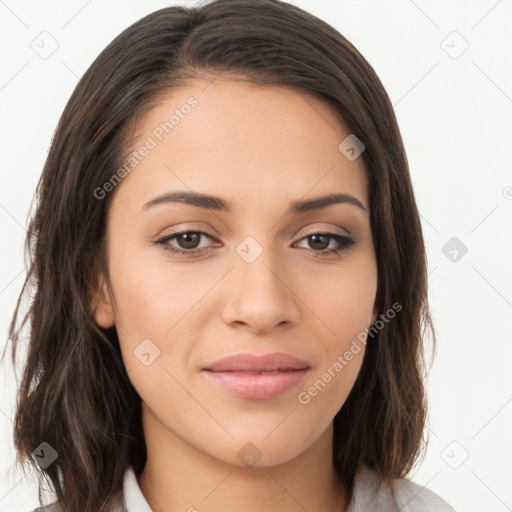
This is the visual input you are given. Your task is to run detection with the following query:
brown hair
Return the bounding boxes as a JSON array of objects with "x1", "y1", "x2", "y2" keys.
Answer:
[{"x1": 3, "y1": 0, "x2": 435, "y2": 510}]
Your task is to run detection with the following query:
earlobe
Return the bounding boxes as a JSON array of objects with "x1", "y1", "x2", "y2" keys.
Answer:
[{"x1": 90, "y1": 273, "x2": 115, "y2": 329}]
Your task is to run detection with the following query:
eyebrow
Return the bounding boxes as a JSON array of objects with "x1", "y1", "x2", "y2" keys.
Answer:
[{"x1": 142, "y1": 191, "x2": 368, "y2": 214}]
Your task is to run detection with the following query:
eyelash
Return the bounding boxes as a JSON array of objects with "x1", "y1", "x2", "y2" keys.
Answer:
[{"x1": 154, "y1": 230, "x2": 356, "y2": 259}]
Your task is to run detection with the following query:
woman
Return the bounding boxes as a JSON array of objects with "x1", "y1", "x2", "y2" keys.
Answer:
[{"x1": 5, "y1": 0, "x2": 456, "y2": 510}]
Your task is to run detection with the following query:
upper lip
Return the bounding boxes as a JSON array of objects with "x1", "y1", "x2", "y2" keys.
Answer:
[{"x1": 204, "y1": 352, "x2": 310, "y2": 372}]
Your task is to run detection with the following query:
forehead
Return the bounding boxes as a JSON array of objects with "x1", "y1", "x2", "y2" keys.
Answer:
[{"x1": 111, "y1": 77, "x2": 369, "y2": 217}]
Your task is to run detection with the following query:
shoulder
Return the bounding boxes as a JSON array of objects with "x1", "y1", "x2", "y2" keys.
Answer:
[
  {"x1": 348, "y1": 465, "x2": 457, "y2": 512},
  {"x1": 29, "y1": 504, "x2": 65, "y2": 512},
  {"x1": 391, "y1": 474, "x2": 457, "y2": 511}
]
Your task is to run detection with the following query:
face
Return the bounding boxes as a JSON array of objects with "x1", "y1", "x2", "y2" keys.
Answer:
[{"x1": 93, "y1": 77, "x2": 378, "y2": 468}]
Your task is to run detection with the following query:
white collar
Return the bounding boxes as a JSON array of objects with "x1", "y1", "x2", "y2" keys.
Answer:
[{"x1": 122, "y1": 466, "x2": 153, "y2": 511}]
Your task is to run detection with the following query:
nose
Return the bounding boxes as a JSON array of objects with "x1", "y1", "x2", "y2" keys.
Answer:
[{"x1": 221, "y1": 249, "x2": 301, "y2": 334}]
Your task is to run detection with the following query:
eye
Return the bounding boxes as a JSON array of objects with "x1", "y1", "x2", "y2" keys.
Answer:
[
  {"x1": 154, "y1": 230, "x2": 355, "y2": 258},
  {"x1": 293, "y1": 232, "x2": 355, "y2": 256},
  {"x1": 155, "y1": 231, "x2": 216, "y2": 258},
  {"x1": 154, "y1": 231, "x2": 219, "y2": 258}
]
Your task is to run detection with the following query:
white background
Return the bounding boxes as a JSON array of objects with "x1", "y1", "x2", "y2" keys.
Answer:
[{"x1": 1, "y1": 1, "x2": 511, "y2": 511}]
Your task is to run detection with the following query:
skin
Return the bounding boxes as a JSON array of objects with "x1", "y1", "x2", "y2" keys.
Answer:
[{"x1": 92, "y1": 76, "x2": 378, "y2": 512}]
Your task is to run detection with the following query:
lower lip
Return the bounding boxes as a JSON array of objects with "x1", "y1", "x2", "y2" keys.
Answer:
[{"x1": 203, "y1": 370, "x2": 309, "y2": 400}]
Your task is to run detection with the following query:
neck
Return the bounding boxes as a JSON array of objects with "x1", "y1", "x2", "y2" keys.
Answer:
[{"x1": 137, "y1": 405, "x2": 349, "y2": 512}]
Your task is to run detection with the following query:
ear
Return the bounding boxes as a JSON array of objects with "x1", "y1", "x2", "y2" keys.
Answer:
[{"x1": 89, "y1": 271, "x2": 116, "y2": 329}]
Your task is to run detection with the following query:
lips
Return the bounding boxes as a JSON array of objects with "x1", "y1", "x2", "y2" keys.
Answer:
[
  {"x1": 202, "y1": 352, "x2": 310, "y2": 400},
  {"x1": 203, "y1": 352, "x2": 310, "y2": 373}
]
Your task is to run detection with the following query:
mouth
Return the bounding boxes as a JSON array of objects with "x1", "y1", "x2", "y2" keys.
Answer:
[
  {"x1": 203, "y1": 369, "x2": 309, "y2": 400},
  {"x1": 202, "y1": 352, "x2": 310, "y2": 400}
]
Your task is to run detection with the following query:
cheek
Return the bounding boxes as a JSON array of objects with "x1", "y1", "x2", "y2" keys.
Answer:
[
  {"x1": 296, "y1": 251, "x2": 376, "y2": 409},
  {"x1": 296, "y1": 283, "x2": 372, "y2": 425},
  {"x1": 311, "y1": 251, "x2": 378, "y2": 344},
  {"x1": 107, "y1": 247, "x2": 215, "y2": 384},
  {"x1": 108, "y1": 246, "x2": 196, "y2": 334}
]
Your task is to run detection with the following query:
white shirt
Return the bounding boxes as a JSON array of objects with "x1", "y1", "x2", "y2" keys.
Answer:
[{"x1": 32, "y1": 464, "x2": 457, "y2": 511}]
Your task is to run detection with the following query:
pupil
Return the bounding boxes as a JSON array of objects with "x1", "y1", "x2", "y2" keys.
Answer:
[
  {"x1": 309, "y1": 234, "x2": 329, "y2": 250},
  {"x1": 179, "y1": 233, "x2": 200, "y2": 249}
]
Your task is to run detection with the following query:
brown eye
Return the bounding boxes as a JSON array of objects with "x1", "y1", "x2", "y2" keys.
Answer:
[
  {"x1": 174, "y1": 232, "x2": 202, "y2": 250},
  {"x1": 294, "y1": 232, "x2": 355, "y2": 256},
  {"x1": 155, "y1": 230, "x2": 217, "y2": 258},
  {"x1": 306, "y1": 234, "x2": 331, "y2": 251}
]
